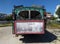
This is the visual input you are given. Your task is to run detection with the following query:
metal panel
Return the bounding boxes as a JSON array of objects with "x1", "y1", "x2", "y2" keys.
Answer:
[{"x1": 14, "y1": 20, "x2": 44, "y2": 34}]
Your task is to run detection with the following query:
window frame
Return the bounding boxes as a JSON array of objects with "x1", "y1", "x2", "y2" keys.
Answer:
[{"x1": 16, "y1": 10, "x2": 42, "y2": 20}]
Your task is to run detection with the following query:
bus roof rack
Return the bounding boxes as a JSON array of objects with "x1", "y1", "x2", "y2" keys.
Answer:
[
  {"x1": 14, "y1": 5, "x2": 45, "y2": 9},
  {"x1": 14, "y1": 5, "x2": 23, "y2": 8}
]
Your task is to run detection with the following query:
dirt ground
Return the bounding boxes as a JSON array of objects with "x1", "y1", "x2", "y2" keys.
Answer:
[{"x1": 0, "y1": 26, "x2": 60, "y2": 44}]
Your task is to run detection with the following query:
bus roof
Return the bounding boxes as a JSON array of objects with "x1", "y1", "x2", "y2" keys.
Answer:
[{"x1": 13, "y1": 5, "x2": 45, "y2": 11}]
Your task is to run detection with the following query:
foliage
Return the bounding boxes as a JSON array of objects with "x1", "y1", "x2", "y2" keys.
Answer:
[
  {"x1": 56, "y1": 7, "x2": 60, "y2": 18},
  {"x1": 5, "y1": 15, "x2": 13, "y2": 21},
  {"x1": 50, "y1": 16, "x2": 57, "y2": 20},
  {"x1": 47, "y1": 20, "x2": 60, "y2": 29}
]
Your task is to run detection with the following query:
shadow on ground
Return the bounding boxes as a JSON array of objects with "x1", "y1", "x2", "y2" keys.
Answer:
[{"x1": 20, "y1": 30, "x2": 57, "y2": 43}]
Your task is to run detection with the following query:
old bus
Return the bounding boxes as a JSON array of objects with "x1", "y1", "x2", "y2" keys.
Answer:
[{"x1": 12, "y1": 5, "x2": 46, "y2": 37}]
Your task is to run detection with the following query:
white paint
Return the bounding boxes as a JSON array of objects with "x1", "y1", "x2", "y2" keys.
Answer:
[{"x1": 16, "y1": 22, "x2": 43, "y2": 33}]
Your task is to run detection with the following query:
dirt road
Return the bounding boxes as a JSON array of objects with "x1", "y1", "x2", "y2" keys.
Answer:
[{"x1": 0, "y1": 26, "x2": 60, "y2": 44}]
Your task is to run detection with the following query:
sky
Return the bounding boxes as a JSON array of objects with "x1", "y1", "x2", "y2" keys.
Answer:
[{"x1": 0, "y1": 0, "x2": 60, "y2": 15}]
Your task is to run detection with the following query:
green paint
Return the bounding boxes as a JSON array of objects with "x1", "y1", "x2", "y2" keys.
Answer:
[
  {"x1": 14, "y1": 7, "x2": 42, "y2": 15},
  {"x1": 12, "y1": 6, "x2": 46, "y2": 34}
]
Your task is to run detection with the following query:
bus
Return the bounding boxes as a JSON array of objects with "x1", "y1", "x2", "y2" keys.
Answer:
[{"x1": 12, "y1": 5, "x2": 46, "y2": 37}]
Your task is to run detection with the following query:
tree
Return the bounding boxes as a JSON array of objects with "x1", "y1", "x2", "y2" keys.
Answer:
[
  {"x1": 56, "y1": 7, "x2": 60, "y2": 18},
  {"x1": 0, "y1": 13, "x2": 7, "y2": 21},
  {"x1": 5, "y1": 14, "x2": 13, "y2": 21}
]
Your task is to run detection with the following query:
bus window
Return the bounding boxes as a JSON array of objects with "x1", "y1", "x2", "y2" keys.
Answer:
[
  {"x1": 31, "y1": 11, "x2": 42, "y2": 20},
  {"x1": 18, "y1": 11, "x2": 29, "y2": 20},
  {"x1": 18, "y1": 11, "x2": 42, "y2": 20}
]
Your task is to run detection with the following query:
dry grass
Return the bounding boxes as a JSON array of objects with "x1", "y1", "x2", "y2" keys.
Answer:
[
  {"x1": 47, "y1": 22, "x2": 60, "y2": 29},
  {"x1": 0, "y1": 23, "x2": 12, "y2": 27}
]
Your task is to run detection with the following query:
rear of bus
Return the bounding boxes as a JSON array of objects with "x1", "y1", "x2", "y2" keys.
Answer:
[{"x1": 12, "y1": 6, "x2": 46, "y2": 36}]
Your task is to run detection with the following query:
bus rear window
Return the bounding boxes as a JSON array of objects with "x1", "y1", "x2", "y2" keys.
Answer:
[
  {"x1": 18, "y1": 11, "x2": 42, "y2": 20},
  {"x1": 31, "y1": 11, "x2": 42, "y2": 20},
  {"x1": 18, "y1": 11, "x2": 29, "y2": 20}
]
